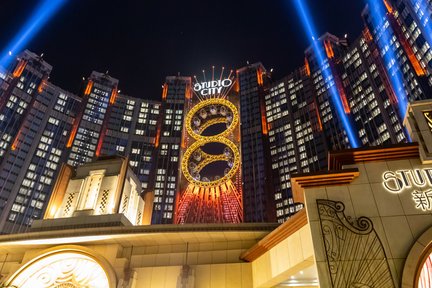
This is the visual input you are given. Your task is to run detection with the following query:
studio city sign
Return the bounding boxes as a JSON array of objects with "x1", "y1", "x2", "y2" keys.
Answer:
[
  {"x1": 382, "y1": 168, "x2": 432, "y2": 211},
  {"x1": 193, "y1": 79, "x2": 232, "y2": 96}
]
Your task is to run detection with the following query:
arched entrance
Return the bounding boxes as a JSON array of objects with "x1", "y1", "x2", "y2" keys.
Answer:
[
  {"x1": 402, "y1": 227, "x2": 432, "y2": 288},
  {"x1": 417, "y1": 247, "x2": 432, "y2": 288},
  {"x1": 5, "y1": 246, "x2": 116, "y2": 288}
]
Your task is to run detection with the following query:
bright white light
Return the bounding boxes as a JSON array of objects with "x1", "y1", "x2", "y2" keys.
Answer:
[
  {"x1": 2, "y1": 235, "x2": 112, "y2": 245},
  {"x1": 8, "y1": 252, "x2": 109, "y2": 288}
]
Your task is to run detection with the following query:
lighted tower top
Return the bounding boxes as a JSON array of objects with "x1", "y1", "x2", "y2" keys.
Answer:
[{"x1": 33, "y1": 156, "x2": 149, "y2": 231}]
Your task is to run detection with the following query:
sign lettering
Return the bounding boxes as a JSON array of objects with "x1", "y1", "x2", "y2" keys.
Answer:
[
  {"x1": 193, "y1": 79, "x2": 232, "y2": 97},
  {"x1": 382, "y1": 168, "x2": 432, "y2": 211}
]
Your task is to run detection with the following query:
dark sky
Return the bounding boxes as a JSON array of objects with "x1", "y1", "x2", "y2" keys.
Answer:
[{"x1": 0, "y1": 0, "x2": 366, "y2": 100}]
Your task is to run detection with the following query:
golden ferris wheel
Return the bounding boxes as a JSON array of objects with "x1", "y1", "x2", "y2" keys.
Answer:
[{"x1": 175, "y1": 67, "x2": 243, "y2": 224}]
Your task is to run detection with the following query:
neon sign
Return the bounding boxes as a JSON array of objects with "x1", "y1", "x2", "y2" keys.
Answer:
[
  {"x1": 193, "y1": 79, "x2": 232, "y2": 96},
  {"x1": 382, "y1": 169, "x2": 432, "y2": 211}
]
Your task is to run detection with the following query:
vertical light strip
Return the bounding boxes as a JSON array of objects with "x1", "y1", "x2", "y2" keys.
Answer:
[
  {"x1": 366, "y1": 0, "x2": 409, "y2": 118},
  {"x1": 293, "y1": 0, "x2": 360, "y2": 148},
  {"x1": 0, "y1": 0, "x2": 68, "y2": 69}
]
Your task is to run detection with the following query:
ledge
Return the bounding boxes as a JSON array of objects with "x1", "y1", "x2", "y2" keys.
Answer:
[{"x1": 240, "y1": 209, "x2": 308, "y2": 262}]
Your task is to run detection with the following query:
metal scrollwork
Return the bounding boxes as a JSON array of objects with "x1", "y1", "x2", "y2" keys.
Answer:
[{"x1": 317, "y1": 199, "x2": 395, "y2": 288}]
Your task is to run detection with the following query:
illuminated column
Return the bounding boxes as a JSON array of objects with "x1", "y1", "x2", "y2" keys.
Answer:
[{"x1": 175, "y1": 69, "x2": 243, "y2": 224}]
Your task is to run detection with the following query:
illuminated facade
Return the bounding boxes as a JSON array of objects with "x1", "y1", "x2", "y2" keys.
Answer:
[
  {"x1": 2, "y1": 1, "x2": 432, "y2": 231},
  {"x1": 42, "y1": 156, "x2": 147, "y2": 226},
  {"x1": 67, "y1": 71, "x2": 119, "y2": 167},
  {"x1": 175, "y1": 70, "x2": 243, "y2": 224},
  {"x1": 96, "y1": 95, "x2": 160, "y2": 194},
  {"x1": 0, "y1": 51, "x2": 81, "y2": 234},
  {"x1": 150, "y1": 76, "x2": 189, "y2": 224},
  {"x1": 362, "y1": 0, "x2": 432, "y2": 119},
  {"x1": 0, "y1": 101, "x2": 431, "y2": 288},
  {"x1": 264, "y1": 68, "x2": 326, "y2": 223}
]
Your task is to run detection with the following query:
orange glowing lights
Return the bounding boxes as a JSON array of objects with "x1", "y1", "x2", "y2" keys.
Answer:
[
  {"x1": 407, "y1": 49, "x2": 426, "y2": 76},
  {"x1": 37, "y1": 78, "x2": 47, "y2": 93},
  {"x1": 387, "y1": 13, "x2": 426, "y2": 76},
  {"x1": 261, "y1": 114, "x2": 268, "y2": 135},
  {"x1": 162, "y1": 84, "x2": 168, "y2": 100},
  {"x1": 363, "y1": 28, "x2": 373, "y2": 42},
  {"x1": 12, "y1": 60, "x2": 27, "y2": 78},
  {"x1": 305, "y1": 57, "x2": 311, "y2": 76},
  {"x1": 95, "y1": 129, "x2": 105, "y2": 157},
  {"x1": 185, "y1": 84, "x2": 192, "y2": 100},
  {"x1": 175, "y1": 181, "x2": 243, "y2": 224},
  {"x1": 11, "y1": 134, "x2": 20, "y2": 151},
  {"x1": 109, "y1": 87, "x2": 118, "y2": 104},
  {"x1": 315, "y1": 106, "x2": 323, "y2": 131},
  {"x1": 335, "y1": 80, "x2": 350, "y2": 114},
  {"x1": 340, "y1": 89, "x2": 351, "y2": 114},
  {"x1": 257, "y1": 69, "x2": 264, "y2": 86},
  {"x1": 324, "y1": 40, "x2": 335, "y2": 59},
  {"x1": 84, "y1": 80, "x2": 93, "y2": 96},
  {"x1": 66, "y1": 123, "x2": 78, "y2": 148},
  {"x1": 383, "y1": 0, "x2": 394, "y2": 14},
  {"x1": 234, "y1": 79, "x2": 240, "y2": 93},
  {"x1": 154, "y1": 126, "x2": 161, "y2": 148}
]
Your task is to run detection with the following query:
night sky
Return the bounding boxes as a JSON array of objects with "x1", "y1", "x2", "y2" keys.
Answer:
[{"x1": 0, "y1": 0, "x2": 366, "y2": 100}]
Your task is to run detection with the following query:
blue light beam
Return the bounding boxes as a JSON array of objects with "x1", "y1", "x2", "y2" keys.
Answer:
[
  {"x1": 0, "y1": 0, "x2": 68, "y2": 69},
  {"x1": 366, "y1": 0, "x2": 409, "y2": 119},
  {"x1": 292, "y1": 0, "x2": 360, "y2": 148}
]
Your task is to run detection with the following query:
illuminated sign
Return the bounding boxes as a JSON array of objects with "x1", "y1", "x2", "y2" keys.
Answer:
[
  {"x1": 382, "y1": 169, "x2": 432, "y2": 211},
  {"x1": 424, "y1": 111, "x2": 432, "y2": 132},
  {"x1": 193, "y1": 79, "x2": 233, "y2": 96},
  {"x1": 176, "y1": 67, "x2": 242, "y2": 224}
]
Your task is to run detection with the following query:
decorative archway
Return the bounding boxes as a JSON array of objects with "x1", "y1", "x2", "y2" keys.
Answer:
[
  {"x1": 417, "y1": 246, "x2": 432, "y2": 288},
  {"x1": 5, "y1": 245, "x2": 116, "y2": 288},
  {"x1": 402, "y1": 227, "x2": 432, "y2": 288}
]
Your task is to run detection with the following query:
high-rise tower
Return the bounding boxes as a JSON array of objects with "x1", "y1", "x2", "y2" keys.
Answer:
[{"x1": 150, "y1": 76, "x2": 190, "y2": 224}]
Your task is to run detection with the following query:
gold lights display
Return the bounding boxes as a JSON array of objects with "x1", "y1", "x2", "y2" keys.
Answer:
[
  {"x1": 175, "y1": 68, "x2": 243, "y2": 223},
  {"x1": 181, "y1": 98, "x2": 240, "y2": 188}
]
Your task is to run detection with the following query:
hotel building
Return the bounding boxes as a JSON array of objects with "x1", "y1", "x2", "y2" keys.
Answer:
[
  {"x1": 0, "y1": 100, "x2": 430, "y2": 287},
  {"x1": 0, "y1": 1, "x2": 431, "y2": 231}
]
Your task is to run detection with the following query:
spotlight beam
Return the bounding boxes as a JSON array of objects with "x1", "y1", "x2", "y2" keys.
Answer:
[
  {"x1": 365, "y1": 0, "x2": 409, "y2": 119},
  {"x1": 293, "y1": 0, "x2": 360, "y2": 148},
  {"x1": 0, "y1": 0, "x2": 68, "y2": 69}
]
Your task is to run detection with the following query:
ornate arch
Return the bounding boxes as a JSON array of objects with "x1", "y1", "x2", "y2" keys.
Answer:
[
  {"x1": 402, "y1": 227, "x2": 432, "y2": 288},
  {"x1": 5, "y1": 245, "x2": 116, "y2": 288}
]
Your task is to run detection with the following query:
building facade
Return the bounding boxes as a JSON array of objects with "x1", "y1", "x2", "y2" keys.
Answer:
[
  {"x1": 1, "y1": 1, "x2": 432, "y2": 230},
  {"x1": 0, "y1": 100, "x2": 431, "y2": 288}
]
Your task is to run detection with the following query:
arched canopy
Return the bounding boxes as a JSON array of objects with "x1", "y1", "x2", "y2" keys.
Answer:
[
  {"x1": 402, "y1": 227, "x2": 432, "y2": 288},
  {"x1": 6, "y1": 245, "x2": 116, "y2": 288}
]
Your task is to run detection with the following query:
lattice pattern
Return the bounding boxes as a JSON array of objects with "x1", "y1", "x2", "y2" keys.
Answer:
[
  {"x1": 63, "y1": 192, "x2": 76, "y2": 217},
  {"x1": 121, "y1": 194, "x2": 128, "y2": 214},
  {"x1": 98, "y1": 189, "x2": 110, "y2": 214},
  {"x1": 136, "y1": 211, "x2": 142, "y2": 225}
]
